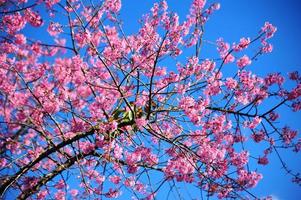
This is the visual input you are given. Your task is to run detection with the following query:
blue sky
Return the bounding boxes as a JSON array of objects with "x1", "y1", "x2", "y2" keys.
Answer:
[{"x1": 120, "y1": 0, "x2": 301, "y2": 199}]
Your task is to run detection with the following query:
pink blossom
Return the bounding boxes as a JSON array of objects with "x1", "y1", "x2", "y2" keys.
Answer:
[
  {"x1": 124, "y1": 176, "x2": 136, "y2": 187},
  {"x1": 197, "y1": 143, "x2": 226, "y2": 164},
  {"x1": 288, "y1": 84, "x2": 301, "y2": 100},
  {"x1": 163, "y1": 156, "x2": 195, "y2": 182},
  {"x1": 54, "y1": 190, "x2": 65, "y2": 200},
  {"x1": 223, "y1": 53, "x2": 235, "y2": 64},
  {"x1": 264, "y1": 73, "x2": 284, "y2": 86},
  {"x1": 258, "y1": 156, "x2": 269, "y2": 165},
  {"x1": 251, "y1": 130, "x2": 265, "y2": 143},
  {"x1": 233, "y1": 37, "x2": 250, "y2": 51},
  {"x1": 192, "y1": 0, "x2": 206, "y2": 10},
  {"x1": 212, "y1": 3, "x2": 221, "y2": 10},
  {"x1": 205, "y1": 80, "x2": 222, "y2": 96},
  {"x1": 217, "y1": 38, "x2": 230, "y2": 53},
  {"x1": 261, "y1": 41, "x2": 273, "y2": 53},
  {"x1": 37, "y1": 190, "x2": 48, "y2": 199},
  {"x1": 109, "y1": 175, "x2": 121, "y2": 184},
  {"x1": 237, "y1": 55, "x2": 251, "y2": 68},
  {"x1": 179, "y1": 96, "x2": 195, "y2": 111},
  {"x1": 134, "y1": 182, "x2": 146, "y2": 192},
  {"x1": 292, "y1": 101, "x2": 301, "y2": 112},
  {"x1": 261, "y1": 22, "x2": 277, "y2": 39},
  {"x1": 96, "y1": 176, "x2": 106, "y2": 184},
  {"x1": 145, "y1": 192, "x2": 156, "y2": 200},
  {"x1": 217, "y1": 38, "x2": 235, "y2": 63},
  {"x1": 69, "y1": 189, "x2": 78, "y2": 197},
  {"x1": 104, "y1": 0, "x2": 121, "y2": 13},
  {"x1": 105, "y1": 120, "x2": 118, "y2": 132},
  {"x1": 15, "y1": 34, "x2": 27, "y2": 45},
  {"x1": 282, "y1": 127, "x2": 297, "y2": 145},
  {"x1": 0, "y1": 158, "x2": 7, "y2": 168},
  {"x1": 47, "y1": 22, "x2": 63, "y2": 36},
  {"x1": 135, "y1": 117, "x2": 148, "y2": 130},
  {"x1": 289, "y1": 71, "x2": 300, "y2": 81},
  {"x1": 237, "y1": 169, "x2": 263, "y2": 188},
  {"x1": 105, "y1": 188, "x2": 121, "y2": 198},
  {"x1": 21, "y1": 176, "x2": 39, "y2": 190},
  {"x1": 25, "y1": 9, "x2": 43, "y2": 27},
  {"x1": 75, "y1": 30, "x2": 91, "y2": 47},
  {"x1": 79, "y1": 141, "x2": 95, "y2": 154},
  {"x1": 44, "y1": 0, "x2": 60, "y2": 8},
  {"x1": 245, "y1": 116, "x2": 262, "y2": 129},
  {"x1": 269, "y1": 111, "x2": 279, "y2": 121},
  {"x1": 294, "y1": 139, "x2": 301, "y2": 152},
  {"x1": 225, "y1": 78, "x2": 237, "y2": 89},
  {"x1": 231, "y1": 151, "x2": 249, "y2": 168},
  {"x1": 55, "y1": 180, "x2": 66, "y2": 189},
  {"x1": 3, "y1": 13, "x2": 26, "y2": 34},
  {"x1": 113, "y1": 143, "x2": 123, "y2": 159}
]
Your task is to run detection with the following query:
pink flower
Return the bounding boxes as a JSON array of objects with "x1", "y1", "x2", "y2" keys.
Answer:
[
  {"x1": 25, "y1": 9, "x2": 43, "y2": 27},
  {"x1": 55, "y1": 180, "x2": 66, "y2": 189},
  {"x1": 105, "y1": 188, "x2": 121, "y2": 198},
  {"x1": 245, "y1": 116, "x2": 262, "y2": 129},
  {"x1": 261, "y1": 22, "x2": 277, "y2": 39},
  {"x1": 264, "y1": 73, "x2": 284, "y2": 86},
  {"x1": 135, "y1": 117, "x2": 148, "y2": 130},
  {"x1": 217, "y1": 38, "x2": 236, "y2": 64},
  {"x1": 237, "y1": 169, "x2": 262, "y2": 188},
  {"x1": 289, "y1": 71, "x2": 299, "y2": 81},
  {"x1": 258, "y1": 156, "x2": 269, "y2": 165},
  {"x1": 179, "y1": 96, "x2": 195, "y2": 111},
  {"x1": 0, "y1": 158, "x2": 7, "y2": 168},
  {"x1": 15, "y1": 34, "x2": 27, "y2": 45},
  {"x1": 163, "y1": 156, "x2": 195, "y2": 182},
  {"x1": 124, "y1": 177, "x2": 135, "y2": 187},
  {"x1": 96, "y1": 175, "x2": 106, "y2": 184},
  {"x1": 294, "y1": 139, "x2": 301, "y2": 152},
  {"x1": 146, "y1": 192, "x2": 156, "y2": 200},
  {"x1": 282, "y1": 127, "x2": 297, "y2": 145},
  {"x1": 292, "y1": 101, "x2": 301, "y2": 112},
  {"x1": 79, "y1": 141, "x2": 95, "y2": 154},
  {"x1": 231, "y1": 151, "x2": 249, "y2": 168},
  {"x1": 44, "y1": 0, "x2": 60, "y2": 8},
  {"x1": 54, "y1": 190, "x2": 65, "y2": 200},
  {"x1": 204, "y1": 80, "x2": 222, "y2": 96},
  {"x1": 233, "y1": 37, "x2": 250, "y2": 51},
  {"x1": 237, "y1": 55, "x2": 251, "y2": 68},
  {"x1": 287, "y1": 84, "x2": 301, "y2": 100},
  {"x1": 75, "y1": 30, "x2": 91, "y2": 47},
  {"x1": 217, "y1": 38, "x2": 230, "y2": 53},
  {"x1": 212, "y1": 3, "x2": 221, "y2": 10},
  {"x1": 269, "y1": 111, "x2": 279, "y2": 121},
  {"x1": 251, "y1": 130, "x2": 265, "y2": 142},
  {"x1": 3, "y1": 13, "x2": 26, "y2": 34},
  {"x1": 37, "y1": 190, "x2": 48, "y2": 199},
  {"x1": 191, "y1": 0, "x2": 206, "y2": 15},
  {"x1": 113, "y1": 143, "x2": 123, "y2": 159},
  {"x1": 47, "y1": 22, "x2": 63, "y2": 36},
  {"x1": 105, "y1": 120, "x2": 118, "y2": 132},
  {"x1": 261, "y1": 41, "x2": 273, "y2": 53},
  {"x1": 70, "y1": 189, "x2": 78, "y2": 197},
  {"x1": 109, "y1": 175, "x2": 121, "y2": 184},
  {"x1": 225, "y1": 78, "x2": 237, "y2": 89},
  {"x1": 104, "y1": 0, "x2": 122, "y2": 13}
]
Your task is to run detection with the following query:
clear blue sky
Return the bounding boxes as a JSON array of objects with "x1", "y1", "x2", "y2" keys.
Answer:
[{"x1": 120, "y1": 0, "x2": 301, "y2": 199}]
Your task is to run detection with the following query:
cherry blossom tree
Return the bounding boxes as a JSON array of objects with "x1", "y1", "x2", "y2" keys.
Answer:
[{"x1": 0, "y1": 0, "x2": 300, "y2": 199}]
